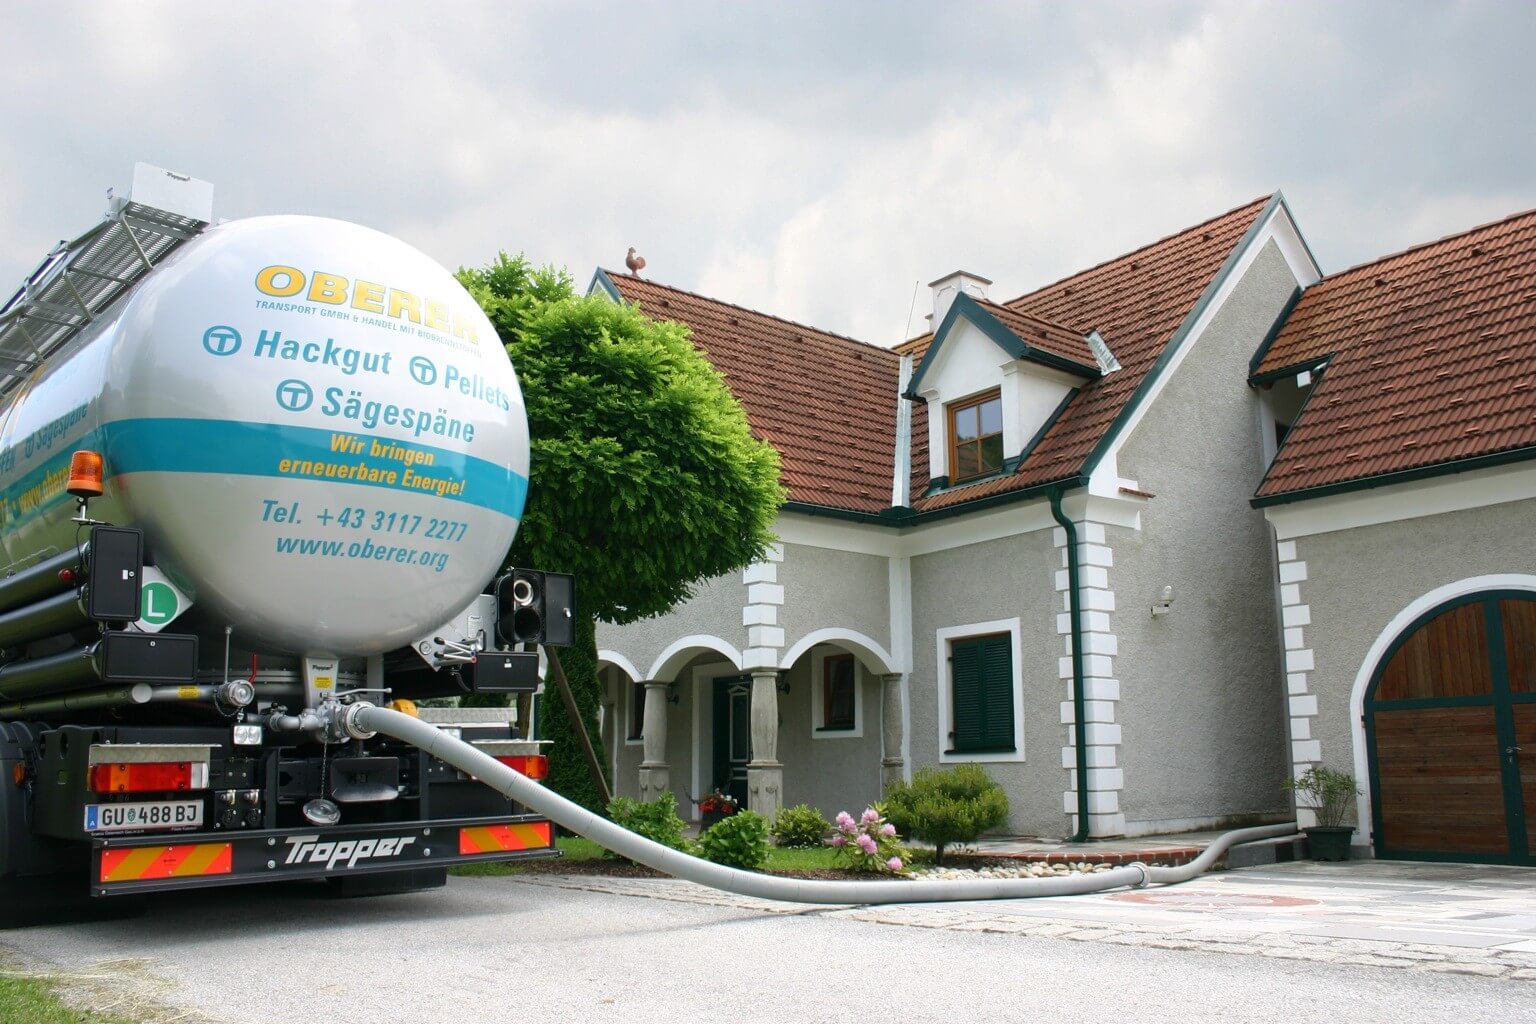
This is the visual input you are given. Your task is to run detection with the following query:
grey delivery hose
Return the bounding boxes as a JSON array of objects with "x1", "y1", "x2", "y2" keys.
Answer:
[{"x1": 349, "y1": 703, "x2": 1296, "y2": 906}]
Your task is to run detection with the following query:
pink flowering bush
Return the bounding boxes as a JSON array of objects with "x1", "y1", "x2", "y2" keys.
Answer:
[{"x1": 826, "y1": 805, "x2": 907, "y2": 874}]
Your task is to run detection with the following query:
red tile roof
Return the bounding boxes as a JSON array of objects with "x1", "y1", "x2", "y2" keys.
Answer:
[
  {"x1": 598, "y1": 195, "x2": 1274, "y2": 520},
  {"x1": 973, "y1": 299, "x2": 1097, "y2": 371},
  {"x1": 602, "y1": 272, "x2": 900, "y2": 513},
  {"x1": 912, "y1": 195, "x2": 1273, "y2": 510},
  {"x1": 1255, "y1": 208, "x2": 1536, "y2": 501}
]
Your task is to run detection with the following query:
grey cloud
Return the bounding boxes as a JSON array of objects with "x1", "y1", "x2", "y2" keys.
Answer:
[{"x1": 1, "y1": 1, "x2": 1532, "y2": 344}]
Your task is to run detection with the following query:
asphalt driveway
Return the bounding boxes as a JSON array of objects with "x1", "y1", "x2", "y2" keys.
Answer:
[{"x1": 3, "y1": 859, "x2": 1533, "y2": 1023}]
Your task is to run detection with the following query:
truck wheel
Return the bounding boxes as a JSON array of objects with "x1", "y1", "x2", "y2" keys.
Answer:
[
  {"x1": 0, "y1": 873, "x2": 146, "y2": 928},
  {"x1": 323, "y1": 867, "x2": 448, "y2": 898}
]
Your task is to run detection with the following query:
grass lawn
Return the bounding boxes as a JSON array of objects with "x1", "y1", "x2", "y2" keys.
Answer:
[
  {"x1": 451, "y1": 837, "x2": 918, "y2": 877},
  {"x1": 763, "y1": 845, "x2": 842, "y2": 871},
  {"x1": 450, "y1": 836, "x2": 607, "y2": 877},
  {"x1": 0, "y1": 972, "x2": 133, "y2": 1024}
]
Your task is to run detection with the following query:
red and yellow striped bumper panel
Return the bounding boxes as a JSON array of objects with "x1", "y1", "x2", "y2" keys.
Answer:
[
  {"x1": 99, "y1": 842, "x2": 233, "y2": 883},
  {"x1": 459, "y1": 821, "x2": 552, "y2": 855}
]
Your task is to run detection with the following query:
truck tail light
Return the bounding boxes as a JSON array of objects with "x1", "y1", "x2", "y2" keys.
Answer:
[
  {"x1": 493, "y1": 755, "x2": 548, "y2": 780},
  {"x1": 89, "y1": 761, "x2": 209, "y2": 793}
]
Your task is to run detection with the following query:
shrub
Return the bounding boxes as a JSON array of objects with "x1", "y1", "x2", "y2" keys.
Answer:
[
  {"x1": 772, "y1": 804, "x2": 831, "y2": 848},
  {"x1": 1283, "y1": 765, "x2": 1359, "y2": 828},
  {"x1": 697, "y1": 810, "x2": 771, "y2": 870},
  {"x1": 827, "y1": 806, "x2": 908, "y2": 873},
  {"x1": 884, "y1": 764, "x2": 1009, "y2": 864},
  {"x1": 607, "y1": 791, "x2": 692, "y2": 859}
]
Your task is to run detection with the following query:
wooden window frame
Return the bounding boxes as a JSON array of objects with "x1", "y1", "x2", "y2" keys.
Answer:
[
  {"x1": 947, "y1": 388, "x2": 1004, "y2": 483},
  {"x1": 820, "y1": 653, "x2": 857, "y2": 732}
]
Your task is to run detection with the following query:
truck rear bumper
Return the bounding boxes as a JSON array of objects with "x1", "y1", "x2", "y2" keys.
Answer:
[{"x1": 90, "y1": 814, "x2": 555, "y2": 896}]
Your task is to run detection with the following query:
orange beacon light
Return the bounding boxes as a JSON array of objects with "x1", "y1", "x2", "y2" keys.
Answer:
[{"x1": 66, "y1": 450, "x2": 105, "y2": 499}]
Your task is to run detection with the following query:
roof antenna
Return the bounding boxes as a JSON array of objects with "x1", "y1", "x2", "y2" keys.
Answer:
[{"x1": 902, "y1": 279, "x2": 919, "y2": 341}]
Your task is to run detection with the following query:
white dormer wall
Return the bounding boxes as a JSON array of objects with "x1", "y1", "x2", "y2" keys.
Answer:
[{"x1": 917, "y1": 317, "x2": 1079, "y2": 481}]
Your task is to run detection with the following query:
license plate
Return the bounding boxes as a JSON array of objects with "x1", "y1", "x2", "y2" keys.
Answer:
[{"x1": 84, "y1": 800, "x2": 204, "y2": 833}]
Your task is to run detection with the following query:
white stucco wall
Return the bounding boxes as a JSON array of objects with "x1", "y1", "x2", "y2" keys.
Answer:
[
  {"x1": 1111, "y1": 239, "x2": 1299, "y2": 832},
  {"x1": 908, "y1": 527, "x2": 1067, "y2": 836}
]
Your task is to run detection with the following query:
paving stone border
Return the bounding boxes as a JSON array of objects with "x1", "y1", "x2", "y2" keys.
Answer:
[{"x1": 512, "y1": 873, "x2": 1536, "y2": 981}]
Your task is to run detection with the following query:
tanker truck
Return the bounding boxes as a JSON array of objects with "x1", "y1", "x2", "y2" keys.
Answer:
[{"x1": 0, "y1": 165, "x2": 571, "y2": 923}]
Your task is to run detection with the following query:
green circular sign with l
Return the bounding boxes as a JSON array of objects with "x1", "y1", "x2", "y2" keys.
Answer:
[{"x1": 140, "y1": 581, "x2": 180, "y2": 625}]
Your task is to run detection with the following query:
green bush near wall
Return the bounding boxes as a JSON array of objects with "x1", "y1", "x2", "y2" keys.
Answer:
[{"x1": 885, "y1": 764, "x2": 1009, "y2": 864}]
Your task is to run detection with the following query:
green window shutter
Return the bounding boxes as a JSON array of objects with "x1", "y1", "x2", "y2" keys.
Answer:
[
  {"x1": 949, "y1": 633, "x2": 1015, "y2": 753},
  {"x1": 950, "y1": 639, "x2": 985, "y2": 751},
  {"x1": 980, "y1": 634, "x2": 1015, "y2": 749}
]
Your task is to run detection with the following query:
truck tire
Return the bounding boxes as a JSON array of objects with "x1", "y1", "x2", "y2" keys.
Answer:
[
  {"x1": 323, "y1": 867, "x2": 448, "y2": 898},
  {"x1": 0, "y1": 872, "x2": 146, "y2": 929}
]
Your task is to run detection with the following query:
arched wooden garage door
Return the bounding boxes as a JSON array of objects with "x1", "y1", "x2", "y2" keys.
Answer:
[{"x1": 1365, "y1": 592, "x2": 1534, "y2": 864}]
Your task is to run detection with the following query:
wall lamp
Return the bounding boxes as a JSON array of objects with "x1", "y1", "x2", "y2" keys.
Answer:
[
  {"x1": 1151, "y1": 584, "x2": 1175, "y2": 617},
  {"x1": 665, "y1": 682, "x2": 680, "y2": 705},
  {"x1": 777, "y1": 678, "x2": 791, "y2": 695}
]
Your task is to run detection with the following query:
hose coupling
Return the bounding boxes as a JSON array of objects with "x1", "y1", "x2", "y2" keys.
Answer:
[
  {"x1": 216, "y1": 679, "x2": 256, "y2": 708},
  {"x1": 330, "y1": 699, "x2": 377, "y2": 741},
  {"x1": 1129, "y1": 861, "x2": 1152, "y2": 888}
]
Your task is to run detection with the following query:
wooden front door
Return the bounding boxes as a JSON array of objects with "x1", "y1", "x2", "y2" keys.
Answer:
[
  {"x1": 1365, "y1": 592, "x2": 1535, "y2": 864},
  {"x1": 711, "y1": 675, "x2": 752, "y2": 808}
]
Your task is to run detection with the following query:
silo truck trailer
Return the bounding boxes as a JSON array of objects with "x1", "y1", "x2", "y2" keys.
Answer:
[{"x1": 0, "y1": 165, "x2": 569, "y2": 924}]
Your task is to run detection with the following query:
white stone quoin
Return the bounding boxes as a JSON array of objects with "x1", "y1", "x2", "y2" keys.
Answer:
[
  {"x1": 1056, "y1": 521, "x2": 1126, "y2": 837},
  {"x1": 1275, "y1": 540, "x2": 1323, "y2": 828}
]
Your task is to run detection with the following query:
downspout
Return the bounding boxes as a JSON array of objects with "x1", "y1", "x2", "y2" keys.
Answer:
[{"x1": 1050, "y1": 486, "x2": 1091, "y2": 843}]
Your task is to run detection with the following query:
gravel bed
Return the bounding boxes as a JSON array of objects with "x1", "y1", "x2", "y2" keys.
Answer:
[{"x1": 913, "y1": 861, "x2": 1167, "y2": 879}]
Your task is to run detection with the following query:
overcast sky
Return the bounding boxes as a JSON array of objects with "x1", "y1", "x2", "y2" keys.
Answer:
[{"x1": 3, "y1": 1, "x2": 1533, "y2": 343}]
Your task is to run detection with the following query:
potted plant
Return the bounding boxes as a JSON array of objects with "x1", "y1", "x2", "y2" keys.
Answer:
[
  {"x1": 697, "y1": 789, "x2": 740, "y2": 831},
  {"x1": 1284, "y1": 765, "x2": 1360, "y2": 861}
]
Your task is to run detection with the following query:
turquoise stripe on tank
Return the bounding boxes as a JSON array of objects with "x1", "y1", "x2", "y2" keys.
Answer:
[
  {"x1": 0, "y1": 429, "x2": 105, "y2": 531},
  {"x1": 0, "y1": 419, "x2": 526, "y2": 527},
  {"x1": 103, "y1": 418, "x2": 528, "y2": 516}
]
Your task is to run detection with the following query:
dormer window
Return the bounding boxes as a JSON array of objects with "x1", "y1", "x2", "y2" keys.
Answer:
[
  {"x1": 949, "y1": 389, "x2": 1003, "y2": 481},
  {"x1": 906, "y1": 288, "x2": 1107, "y2": 490}
]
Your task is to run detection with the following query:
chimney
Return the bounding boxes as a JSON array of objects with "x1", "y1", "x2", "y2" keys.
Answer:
[{"x1": 928, "y1": 270, "x2": 992, "y2": 329}]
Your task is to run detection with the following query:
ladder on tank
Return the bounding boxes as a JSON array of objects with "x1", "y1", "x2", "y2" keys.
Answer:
[{"x1": 0, "y1": 163, "x2": 212, "y2": 397}]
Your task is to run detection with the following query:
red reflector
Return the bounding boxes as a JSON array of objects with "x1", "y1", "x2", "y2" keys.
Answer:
[
  {"x1": 89, "y1": 762, "x2": 202, "y2": 793},
  {"x1": 493, "y1": 755, "x2": 548, "y2": 780}
]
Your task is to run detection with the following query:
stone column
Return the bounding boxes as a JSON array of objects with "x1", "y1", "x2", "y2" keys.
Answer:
[
  {"x1": 880, "y1": 672, "x2": 906, "y2": 792},
  {"x1": 746, "y1": 669, "x2": 783, "y2": 818},
  {"x1": 638, "y1": 680, "x2": 670, "y2": 801}
]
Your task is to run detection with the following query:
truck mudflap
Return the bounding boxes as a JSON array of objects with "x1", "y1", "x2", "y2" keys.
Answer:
[{"x1": 89, "y1": 814, "x2": 554, "y2": 897}]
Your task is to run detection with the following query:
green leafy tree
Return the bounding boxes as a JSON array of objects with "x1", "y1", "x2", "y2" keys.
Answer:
[{"x1": 457, "y1": 254, "x2": 785, "y2": 813}]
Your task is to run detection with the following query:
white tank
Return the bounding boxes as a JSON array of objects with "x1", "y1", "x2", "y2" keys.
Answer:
[{"x1": 0, "y1": 216, "x2": 529, "y2": 656}]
